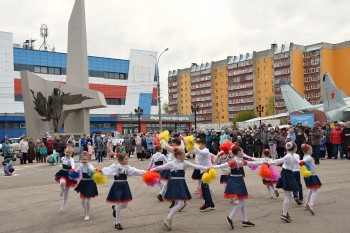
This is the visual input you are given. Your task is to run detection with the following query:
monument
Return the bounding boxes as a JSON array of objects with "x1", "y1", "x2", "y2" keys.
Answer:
[{"x1": 21, "y1": 0, "x2": 107, "y2": 140}]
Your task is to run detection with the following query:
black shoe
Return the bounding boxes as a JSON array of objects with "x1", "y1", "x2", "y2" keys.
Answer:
[
  {"x1": 242, "y1": 221, "x2": 255, "y2": 227},
  {"x1": 210, "y1": 204, "x2": 216, "y2": 210},
  {"x1": 115, "y1": 223, "x2": 123, "y2": 230},
  {"x1": 225, "y1": 216, "x2": 234, "y2": 229},
  {"x1": 157, "y1": 194, "x2": 163, "y2": 202},
  {"x1": 169, "y1": 201, "x2": 175, "y2": 208},
  {"x1": 112, "y1": 205, "x2": 116, "y2": 218},
  {"x1": 199, "y1": 204, "x2": 211, "y2": 212},
  {"x1": 294, "y1": 198, "x2": 302, "y2": 205},
  {"x1": 281, "y1": 214, "x2": 292, "y2": 223}
]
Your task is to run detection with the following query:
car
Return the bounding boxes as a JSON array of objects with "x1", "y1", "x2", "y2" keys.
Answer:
[{"x1": 9, "y1": 138, "x2": 21, "y2": 152}]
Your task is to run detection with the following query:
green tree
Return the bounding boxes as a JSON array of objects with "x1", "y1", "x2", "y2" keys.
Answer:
[
  {"x1": 162, "y1": 102, "x2": 169, "y2": 114},
  {"x1": 266, "y1": 96, "x2": 275, "y2": 116},
  {"x1": 232, "y1": 110, "x2": 256, "y2": 128}
]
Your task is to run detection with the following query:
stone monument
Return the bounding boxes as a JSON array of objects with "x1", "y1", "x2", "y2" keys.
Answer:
[{"x1": 21, "y1": 0, "x2": 107, "y2": 140}]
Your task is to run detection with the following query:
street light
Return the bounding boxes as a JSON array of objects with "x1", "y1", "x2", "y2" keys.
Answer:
[
  {"x1": 129, "y1": 112, "x2": 133, "y2": 134},
  {"x1": 256, "y1": 104, "x2": 264, "y2": 126},
  {"x1": 156, "y1": 48, "x2": 169, "y2": 132},
  {"x1": 191, "y1": 104, "x2": 199, "y2": 131},
  {"x1": 134, "y1": 107, "x2": 143, "y2": 133}
]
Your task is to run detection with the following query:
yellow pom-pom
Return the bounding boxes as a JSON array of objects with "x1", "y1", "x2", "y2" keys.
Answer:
[
  {"x1": 201, "y1": 172, "x2": 212, "y2": 184},
  {"x1": 184, "y1": 135, "x2": 195, "y2": 151},
  {"x1": 92, "y1": 171, "x2": 107, "y2": 185},
  {"x1": 209, "y1": 168, "x2": 217, "y2": 179},
  {"x1": 195, "y1": 143, "x2": 200, "y2": 148},
  {"x1": 160, "y1": 130, "x2": 170, "y2": 143},
  {"x1": 300, "y1": 165, "x2": 312, "y2": 177}
]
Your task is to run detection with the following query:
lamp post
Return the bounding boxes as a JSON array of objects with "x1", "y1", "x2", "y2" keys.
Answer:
[
  {"x1": 191, "y1": 104, "x2": 199, "y2": 131},
  {"x1": 5, "y1": 112, "x2": 8, "y2": 135},
  {"x1": 156, "y1": 48, "x2": 169, "y2": 132},
  {"x1": 256, "y1": 104, "x2": 264, "y2": 126},
  {"x1": 129, "y1": 112, "x2": 133, "y2": 134},
  {"x1": 134, "y1": 107, "x2": 143, "y2": 133}
]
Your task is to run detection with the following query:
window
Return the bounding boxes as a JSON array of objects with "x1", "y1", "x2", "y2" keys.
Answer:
[
  {"x1": 265, "y1": 89, "x2": 268, "y2": 94},
  {"x1": 105, "y1": 98, "x2": 125, "y2": 105},
  {"x1": 33, "y1": 66, "x2": 61, "y2": 75},
  {"x1": 15, "y1": 94, "x2": 23, "y2": 102},
  {"x1": 264, "y1": 66, "x2": 267, "y2": 71}
]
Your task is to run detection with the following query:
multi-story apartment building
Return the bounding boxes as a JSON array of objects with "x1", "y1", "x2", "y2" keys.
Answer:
[
  {"x1": 190, "y1": 63, "x2": 212, "y2": 124},
  {"x1": 211, "y1": 59, "x2": 228, "y2": 124},
  {"x1": 227, "y1": 53, "x2": 255, "y2": 120},
  {"x1": 168, "y1": 70, "x2": 178, "y2": 115},
  {"x1": 255, "y1": 49, "x2": 274, "y2": 116},
  {"x1": 168, "y1": 40, "x2": 350, "y2": 125}
]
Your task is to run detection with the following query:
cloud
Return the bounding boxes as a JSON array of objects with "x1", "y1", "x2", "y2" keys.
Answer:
[{"x1": 1, "y1": 0, "x2": 350, "y2": 104}]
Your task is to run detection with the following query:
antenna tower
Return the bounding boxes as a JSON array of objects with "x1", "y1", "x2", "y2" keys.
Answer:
[{"x1": 39, "y1": 24, "x2": 54, "y2": 51}]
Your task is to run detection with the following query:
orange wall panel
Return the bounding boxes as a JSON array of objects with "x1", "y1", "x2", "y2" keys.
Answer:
[{"x1": 291, "y1": 50, "x2": 305, "y2": 96}]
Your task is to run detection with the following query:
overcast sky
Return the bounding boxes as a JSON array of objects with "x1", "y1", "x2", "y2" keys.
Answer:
[{"x1": 1, "y1": 0, "x2": 350, "y2": 101}]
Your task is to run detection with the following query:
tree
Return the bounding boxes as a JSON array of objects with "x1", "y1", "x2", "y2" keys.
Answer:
[
  {"x1": 232, "y1": 110, "x2": 256, "y2": 128},
  {"x1": 266, "y1": 96, "x2": 275, "y2": 116},
  {"x1": 162, "y1": 102, "x2": 169, "y2": 114}
]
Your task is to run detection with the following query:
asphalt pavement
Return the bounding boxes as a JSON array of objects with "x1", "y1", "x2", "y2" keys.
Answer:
[{"x1": 1, "y1": 155, "x2": 349, "y2": 233}]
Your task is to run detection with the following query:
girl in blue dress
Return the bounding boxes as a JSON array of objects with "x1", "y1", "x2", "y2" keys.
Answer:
[
  {"x1": 213, "y1": 144, "x2": 264, "y2": 230},
  {"x1": 74, "y1": 152, "x2": 98, "y2": 221},
  {"x1": 102, "y1": 153, "x2": 146, "y2": 230},
  {"x1": 151, "y1": 148, "x2": 209, "y2": 231}
]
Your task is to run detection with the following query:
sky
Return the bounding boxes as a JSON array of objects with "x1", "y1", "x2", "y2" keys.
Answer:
[{"x1": 1, "y1": 0, "x2": 350, "y2": 102}]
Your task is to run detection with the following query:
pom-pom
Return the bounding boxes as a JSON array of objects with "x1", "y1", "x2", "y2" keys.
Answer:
[
  {"x1": 219, "y1": 140, "x2": 233, "y2": 154},
  {"x1": 184, "y1": 135, "x2": 195, "y2": 151},
  {"x1": 92, "y1": 171, "x2": 107, "y2": 185},
  {"x1": 268, "y1": 165, "x2": 280, "y2": 180},
  {"x1": 300, "y1": 165, "x2": 312, "y2": 177},
  {"x1": 258, "y1": 164, "x2": 272, "y2": 179},
  {"x1": 228, "y1": 159, "x2": 237, "y2": 169},
  {"x1": 69, "y1": 169, "x2": 81, "y2": 179},
  {"x1": 160, "y1": 130, "x2": 170, "y2": 143},
  {"x1": 201, "y1": 172, "x2": 212, "y2": 184},
  {"x1": 249, "y1": 165, "x2": 259, "y2": 171},
  {"x1": 209, "y1": 168, "x2": 217, "y2": 179},
  {"x1": 304, "y1": 162, "x2": 312, "y2": 171},
  {"x1": 143, "y1": 170, "x2": 161, "y2": 186}
]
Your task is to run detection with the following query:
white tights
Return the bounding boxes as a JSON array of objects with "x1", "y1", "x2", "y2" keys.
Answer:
[
  {"x1": 60, "y1": 179, "x2": 70, "y2": 210},
  {"x1": 167, "y1": 200, "x2": 185, "y2": 220},
  {"x1": 157, "y1": 180, "x2": 164, "y2": 192},
  {"x1": 114, "y1": 203, "x2": 128, "y2": 224},
  {"x1": 160, "y1": 183, "x2": 167, "y2": 196},
  {"x1": 306, "y1": 188, "x2": 318, "y2": 206},
  {"x1": 81, "y1": 198, "x2": 91, "y2": 217},
  {"x1": 282, "y1": 190, "x2": 291, "y2": 216},
  {"x1": 266, "y1": 184, "x2": 276, "y2": 196},
  {"x1": 228, "y1": 199, "x2": 248, "y2": 222}
]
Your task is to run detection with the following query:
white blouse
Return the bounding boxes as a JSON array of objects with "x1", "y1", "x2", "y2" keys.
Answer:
[
  {"x1": 270, "y1": 153, "x2": 295, "y2": 171},
  {"x1": 61, "y1": 157, "x2": 75, "y2": 169},
  {"x1": 214, "y1": 156, "x2": 263, "y2": 169},
  {"x1": 148, "y1": 152, "x2": 168, "y2": 169},
  {"x1": 301, "y1": 154, "x2": 317, "y2": 175},
  {"x1": 102, "y1": 163, "x2": 145, "y2": 176},
  {"x1": 151, "y1": 159, "x2": 208, "y2": 172},
  {"x1": 76, "y1": 163, "x2": 95, "y2": 173}
]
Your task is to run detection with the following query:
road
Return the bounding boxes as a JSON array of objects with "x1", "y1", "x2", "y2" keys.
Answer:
[{"x1": 1, "y1": 156, "x2": 349, "y2": 233}]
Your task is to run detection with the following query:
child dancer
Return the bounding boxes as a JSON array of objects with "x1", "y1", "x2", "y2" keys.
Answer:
[
  {"x1": 189, "y1": 139, "x2": 202, "y2": 194},
  {"x1": 54, "y1": 147, "x2": 76, "y2": 211},
  {"x1": 74, "y1": 152, "x2": 99, "y2": 221},
  {"x1": 193, "y1": 139, "x2": 216, "y2": 211},
  {"x1": 213, "y1": 144, "x2": 265, "y2": 229},
  {"x1": 252, "y1": 149, "x2": 279, "y2": 198},
  {"x1": 151, "y1": 148, "x2": 209, "y2": 231},
  {"x1": 269, "y1": 142, "x2": 299, "y2": 223},
  {"x1": 102, "y1": 153, "x2": 146, "y2": 230},
  {"x1": 299, "y1": 144, "x2": 322, "y2": 215},
  {"x1": 148, "y1": 145, "x2": 168, "y2": 201},
  {"x1": 48, "y1": 150, "x2": 58, "y2": 166},
  {"x1": 292, "y1": 150, "x2": 303, "y2": 205}
]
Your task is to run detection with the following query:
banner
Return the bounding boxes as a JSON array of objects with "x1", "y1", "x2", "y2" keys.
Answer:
[{"x1": 290, "y1": 114, "x2": 314, "y2": 127}]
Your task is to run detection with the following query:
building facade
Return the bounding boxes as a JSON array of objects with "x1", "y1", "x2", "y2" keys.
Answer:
[
  {"x1": 168, "y1": 40, "x2": 350, "y2": 125},
  {"x1": 0, "y1": 31, "x2": 192, "y2": 138}
]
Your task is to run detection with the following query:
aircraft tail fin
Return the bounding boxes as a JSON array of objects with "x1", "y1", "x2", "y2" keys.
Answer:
[
  {"x1": 323, "y1": 72, "x2": 347, "y2": 112},
  {"x1": 280, "y1": 80, "x2": 312, "y2": 113}
]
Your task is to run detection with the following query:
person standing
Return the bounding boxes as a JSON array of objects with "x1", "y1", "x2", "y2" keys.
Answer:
[
  {"x1": 295, "y1": 128, "x2": 306, "y2": 159},
  {"x1": 309, "y1": 122, "x2": 321, "y2": 164},
  {"x1": 267, "y1": 128, "x2": 277, "y2": 159},
  {"x1": 146, "y1": 133, "x2": 155, "y2": 155},
  {"x1": 19, "y1": 136, "x2": 29, "y2": 164},
  {"x1": 2, "y1": 138, "x2": 11, "y2": 159},
  {"x1": 260, "y1": 126, "x2": 269, "y2": 150},
  {"x1": 28, "y1": 138, "x2": 35, "y2": 163},
  {"x1": 330, "y1": 123, "x2": 344, "y2": 159},
  {"x1": 342, "y1": 121, "x2": 350, "y2": 159},
  {"x1": 324, "y1": 124, "x2": 333, "y2": 159}
]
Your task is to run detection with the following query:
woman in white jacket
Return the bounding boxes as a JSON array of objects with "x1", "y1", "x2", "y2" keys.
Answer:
[{"x1": 19, "y1": 135, "x2": 29, "y2": 164}]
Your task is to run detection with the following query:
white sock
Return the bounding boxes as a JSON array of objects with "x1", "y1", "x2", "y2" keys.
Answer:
[
  {"x1": 85, "y1": 199, "x2": 90, "y2": 216},
  {"x1": 59, "y1": 179, "x2": 66, "y2": 196},
  {"x1": 81, "y1": 199, "x2": 86, "y2": 215},
  {"x1": 160, "y1": 184, "x2": 167, "y2": 196},
  {"x1": 115, "y1": 204, "x2": 122, "y2": 224},
  {"x1": 157, "y1": 181, "x2": 164, "y2": 191},
  {"x1": 240, "y1": 200, "x2": 248, "y2": 222},
  {"x1": 167, "y1": 201, "x2": 185, "y2": 220},
  {"x1": 282, "y1": 191, "x2": 291, "y2": 216},
  {"x1": 266, "y1": 185, "x2": 272, "y2": 196},
  {"x1": 198, "y1": 180, "x2": 201, "y2": 190},
  {"x1": 61, "y1": 188, "x2": 70, "y2": 210},
  {"x1": 229, "y1": 199, "x2": 244, "y2": 220},
  {"x1": 309, "y1": 189, "x2": 318, "y2": 206}
]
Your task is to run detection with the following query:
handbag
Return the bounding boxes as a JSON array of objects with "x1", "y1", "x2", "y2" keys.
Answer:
[{"x1": 16, "y1": 152, "x2": 23, "y2": 159}]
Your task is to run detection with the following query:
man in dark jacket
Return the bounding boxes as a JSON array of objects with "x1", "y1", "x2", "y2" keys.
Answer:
[{"x1": 309, "y1": 122, "x2": 322, "y2": 164}]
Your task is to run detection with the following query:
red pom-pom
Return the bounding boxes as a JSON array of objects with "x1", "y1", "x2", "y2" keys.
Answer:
[
  {"x1": 258, "y1": 164, "x2": 272, "y2": 179},
  {"x1": 228, "y1": 160, "x2": 237, "y2": 169},
  {"x1": 95, "y1": 168, "x2": 102, "y2": 173},
  {"x1": 219, "y1": 141, "x2": 233, "y2": 154},
  {"x1": 217, "y1": 151, "x2": 225, "y2": 157},
  {"x1": 299, "y1": 161, "x2": 305, "y2": 166},
  {"x1": 173, "y1": 148, "x2": 179, "y2": 153},
  {"x1": 143, "y1": 171, "x2": 161, "y2": 186},
  {"x1": 231, "y1": 142, "x2": 239, "y2": 151}
]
